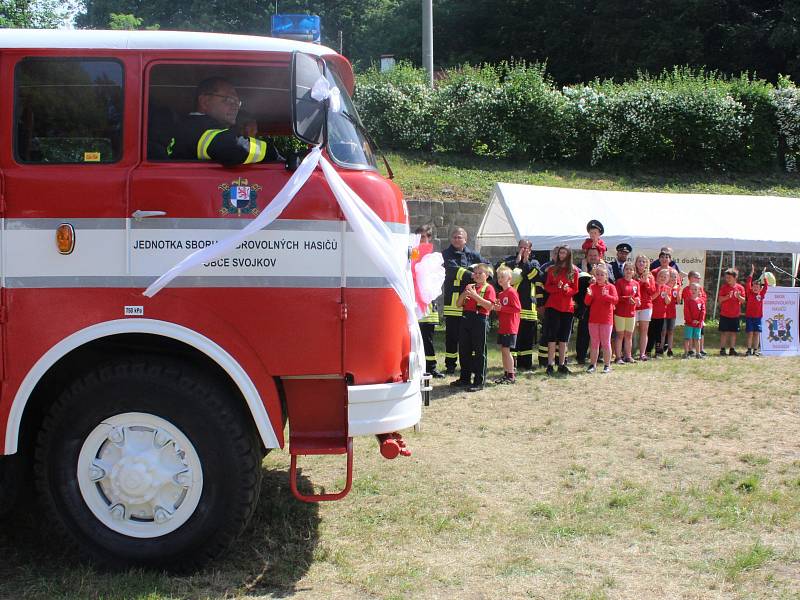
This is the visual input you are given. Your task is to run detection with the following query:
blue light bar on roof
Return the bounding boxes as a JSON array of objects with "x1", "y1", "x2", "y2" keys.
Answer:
[{"x1": 271, "y1": 14, "x2": 321, "y2": 44}]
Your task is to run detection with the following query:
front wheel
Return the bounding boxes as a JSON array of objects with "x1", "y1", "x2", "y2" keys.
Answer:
[{"x1": 35, "y1": 358, "x2": 263, "y2": 570}]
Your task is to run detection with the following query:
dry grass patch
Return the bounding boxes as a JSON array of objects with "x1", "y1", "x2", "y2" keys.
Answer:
[{"x1": 0, "y1": 355, "x2": 799, "y2": 599}]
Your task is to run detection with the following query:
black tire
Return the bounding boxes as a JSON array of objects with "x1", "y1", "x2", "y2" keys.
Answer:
[
  {"x1": 34, "y1": 357, "x2": 263, "y2": 570},
  {"x1": 0, "y1": 454, "x2": 24, "y2": 517}
]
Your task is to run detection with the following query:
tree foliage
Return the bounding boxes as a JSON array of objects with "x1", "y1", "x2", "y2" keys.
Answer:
[
  {"x1": 1, "y1": 0, "x2": 65, "y2": 28},
  {"x1": 75, "y1": 0, "x2": 800, "y2": 83}
]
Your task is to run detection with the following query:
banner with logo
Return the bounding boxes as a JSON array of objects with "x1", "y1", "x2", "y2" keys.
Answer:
[{"x1": 761, "y1": 286, "x2": 800, "y2": 356}]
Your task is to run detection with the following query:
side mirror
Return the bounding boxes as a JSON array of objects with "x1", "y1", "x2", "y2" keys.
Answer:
[{"x1": 291, "y1": 52, "x2": 326, "y2": 146}]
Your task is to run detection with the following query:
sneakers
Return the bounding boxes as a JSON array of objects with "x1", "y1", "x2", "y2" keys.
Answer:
[
  {"x1": 699, "y1": 350, "x2": 707, "y2": 357},
  {"x1": 744, "y1": 348, "x2": 753, "y2": 356},
  {"x1": 494, "y1": 374, "x2": 516, "y2": 385},
  {"x1": 686, "y1": 350, "x2": 695, "y2": 358},
  {"x1": 586, "y1": 365, "x2": 596, "y2": 373},
  {"x1": 602, "y1": 365, "x2": 611, "y2": 374},
  {"x1": 639, "y1": 354, "x2": 649, "y2": 362},
  {"x1": 449, "y1": 378, "x2": 470, "y2": 387},
  {"x1": 753, "y1": 349, "x2": 761, "y2": 357},
  {"x1": 614, "y1": 358, "x2": 625, "y2": 365},
  {"x1": 467, "y1": 385, "x2": 484, "y2": 393},
  {"x1": 429, "y1": 369, "x2": 446, "y2": 379},
  {"x1": 624, "y1": 356, "x2": 636, "y2": 363},
  {"x1": 719, "y1": 348, "x2": 727, "y2": 356},
  {"x1": 696, "y1": 352, "x2": 706, "y2": 359},
  {"x1": 557, "y1": 364, "x2": 571, "y2": 375},
  {"x1": 546, "y1": 365, "x2": 555, "y2": 377},
  {"x1": 666, "y1": 349, "x2": 674, "y2": 357},
  {"x1": 728, "y1": 348, "x2": 739, "y2": 356}
]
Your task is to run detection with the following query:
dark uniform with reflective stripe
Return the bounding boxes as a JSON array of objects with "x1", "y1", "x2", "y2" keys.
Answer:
[
  {"x1": 495, "y1": 254, "x2": 541, "y2": 370},
  {"x1": 537, "y1": 260, "x2": 553, "y2": 366},
  {"x1": 441, "y1": 244, "x2": 483, "y2": 372},
  {"x1": 418, "y1": 302, "x2": 440, "y2": 373},
  {"x1": 169, "y1": 113, "x2": 278, "y2": 165}
]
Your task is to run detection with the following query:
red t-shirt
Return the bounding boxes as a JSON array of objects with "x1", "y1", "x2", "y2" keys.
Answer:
[
  {"x1": 584, "y1": 282, "x2": 618, "y2": 324},
  {"x1": 614, "y1": 278, "x2": 640, "y2": 318},
  {"x1": 745, "y1": 276, "x2": 768, "y2": 318},
  {"x1": 651, "y1": 284, "x2": 672, "y2": 319},
  {"x1": 719, "y1": 282, "x2": 745, "y2": 318},
  {"x1": 462, "y1": 282, "x2": 496, "y2": 316},
  {"x1": 636, "y1": 273, "x2": 656, "y2": 310},
  {"x1": 581, "y1": 237, "x2": 607, "y2": 259},
  {"x1": 544, "y1": 266, "x2": 580, "y2": 313},
  {"x1": 666, "y1": 285, "x2": 680, "y2": 319},
  {"x1": 683, "y1": 295, "x2": 706, "y2": 327},
  {"x1": 496, "y1": 287, "x2": 521, "y2": 334}
]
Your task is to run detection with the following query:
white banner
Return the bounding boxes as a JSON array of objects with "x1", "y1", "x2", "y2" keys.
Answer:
[{"x1": 760, "y1": 286, "x2": 800, "y2": 356}]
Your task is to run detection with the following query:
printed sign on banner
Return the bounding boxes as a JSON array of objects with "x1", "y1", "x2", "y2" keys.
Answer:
[
  {"x1": 760, "y1": 286, "x2": 800, "y2": 356},
  {"x1": 633, "y1": 249, "x2": 707, "y2": 327}
]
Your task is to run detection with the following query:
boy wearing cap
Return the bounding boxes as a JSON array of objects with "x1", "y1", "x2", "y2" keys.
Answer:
[{"x1": 581, "y1": 220, "x2": 607, "y2": 260}]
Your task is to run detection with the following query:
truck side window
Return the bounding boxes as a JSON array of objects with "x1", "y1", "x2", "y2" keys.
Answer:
[{"x1": 14, "y1": 58, "x2": 124, "y2": 164}]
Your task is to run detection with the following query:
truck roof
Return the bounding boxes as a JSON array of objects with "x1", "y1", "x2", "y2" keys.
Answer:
[{"x1": 1, "y1": 29, "x2": 354, "y2": 90}]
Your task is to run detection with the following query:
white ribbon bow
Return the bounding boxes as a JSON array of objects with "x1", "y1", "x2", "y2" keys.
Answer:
[{"x1": 310, "y1": 76, "x2": 342, "y2": 113}]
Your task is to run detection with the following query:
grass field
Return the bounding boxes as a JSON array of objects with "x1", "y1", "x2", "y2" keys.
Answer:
[
  {"x1": 1, "y1": 327, "x2": 799, "y2": 600},
  {"x1": 384, "y1": 151, "x2": 800, "y2": 203}
]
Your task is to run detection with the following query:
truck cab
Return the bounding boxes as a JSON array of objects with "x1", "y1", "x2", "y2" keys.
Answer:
[{"x1": 0, "y1": 29, "x2": 423, "y2": 569}]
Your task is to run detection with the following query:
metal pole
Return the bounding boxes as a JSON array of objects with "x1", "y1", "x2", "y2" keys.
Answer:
[
  {"x1": 338, "y1": 30, "x2": 343, "y2": 54},
  {"x1": 422, "y1": 0, "x2": 433, "y2": 88}
]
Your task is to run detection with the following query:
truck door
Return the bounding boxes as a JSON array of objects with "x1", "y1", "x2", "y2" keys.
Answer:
[
  {"x1": 1, "y1": 54, "x2": 132, "y2": 394},
  {"x1": 129, "y1": 58, "x2": 343, "y2": 376}
]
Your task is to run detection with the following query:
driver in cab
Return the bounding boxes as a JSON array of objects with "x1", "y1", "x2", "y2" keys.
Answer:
[{"x1": 169, "y1": 77, "x2": 280, "y2": 166}]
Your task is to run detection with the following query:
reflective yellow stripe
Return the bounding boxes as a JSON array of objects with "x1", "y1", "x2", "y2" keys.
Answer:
[
  {"x1": 419, "y1": 312, "x2": 439, "y2": 323},
  {"x1": 443, "y1": 308, "x2": 463, "y2": 316},
  {"x1": 243, "y1": 137, "x2": 267, "y2": 164},
  {"x1": 444, "y1": 352, "x2": 458, "y2": 358},
  {"x1": 425, "y1": 355, "x2": 437, "y2": 361},
  {"x1": 444, "y1": 291, "x2": 461, "y2": 310},
  {"x1": 197, "y1": 129, "x2": 225, "y2": 160},
  {"x1": 520, "y1": 309, "x2": 537, "y2": 320},
  {"x1": 517, "y1": 350, "x2": 535, "y2": 356}
]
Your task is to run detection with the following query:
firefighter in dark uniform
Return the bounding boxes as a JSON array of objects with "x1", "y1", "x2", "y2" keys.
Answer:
[
  {"x1": 611, "y1": 243, "x2": 633, "y2": 281},
  {"x1": 169, "y1": 77, "x2": 280, "y2": 165},
  {"x1": 495, "y1": 239, "x2": 541, "y2": 370},
  {"x1": 441, "y1": 227, "x2": 483, "y2": 374}
]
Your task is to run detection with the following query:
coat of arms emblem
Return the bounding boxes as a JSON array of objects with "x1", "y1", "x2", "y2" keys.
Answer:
[
  {"x1": 219, "y1": 178, "x2": 262, "y2": 216},
  {"x1": 766, "y1": 313, "x2": 793, "y2": 342}
]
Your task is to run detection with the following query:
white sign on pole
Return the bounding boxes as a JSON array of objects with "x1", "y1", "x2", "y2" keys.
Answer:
[{"x1": 760, "y1": 286, "x2": 800, "y2": 356}]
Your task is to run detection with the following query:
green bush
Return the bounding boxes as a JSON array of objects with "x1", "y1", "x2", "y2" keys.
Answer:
[{"x1": 352, "y1": 63, "x2": 797, "y2": 172}]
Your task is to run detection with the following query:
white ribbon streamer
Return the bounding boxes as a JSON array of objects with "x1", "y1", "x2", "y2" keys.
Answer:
[{"x1": 142, "y1": 146, "x2": 425, "y2": 378}]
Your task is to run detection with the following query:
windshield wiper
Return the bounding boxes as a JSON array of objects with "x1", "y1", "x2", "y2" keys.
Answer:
[{"x1": 339, "y1": 110, "x2": 394, "y2": 179}]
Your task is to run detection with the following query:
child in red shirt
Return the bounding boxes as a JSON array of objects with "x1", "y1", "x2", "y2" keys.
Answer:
[
  {"x1": 543, "y1": 245, "x2": 580, "y2": 376},
  {"x1": 661, "y1": 268, "x2": 681, "y2": 357},
  {"x1": 647, "y1": 268, "x2": 672, "y2": 357},
  {"x1": 634, "y1": 254, "x2": 656, "y2": 361},
  {"x1": 584, "y1": 264, "x2": 619, "y2": 373},
  {"x1": 451, "y1": 263, "x2": 497, "y2": 392},
  {"x1": 492, "y1": 266, "x2": 522, "y2": 384},
  {"x1": 745, "y1": 264, "x2": 769, "y2": 356},
  {"x1": 683, "y1": 283, "x2": 706, "y2": 358},
  {"x1": 614, "y1": 263, "x2": 640, "y2": 364},
  {"x1": 580, "y1": 219, "x2": 607, "y2": 270},
  {"x1": 681, "y1": 270, "x2": 707, "y2": 356},
  {"x1": 718, "y1": 268, "x2": 745, "y2": 355}
]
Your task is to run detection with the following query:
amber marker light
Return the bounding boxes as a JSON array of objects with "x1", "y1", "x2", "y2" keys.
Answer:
[{"x1": 56, "y1": 223, "x2": 75, "y2": 255}]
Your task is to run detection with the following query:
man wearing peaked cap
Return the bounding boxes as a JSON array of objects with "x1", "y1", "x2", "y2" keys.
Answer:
[{"x1": 611, "y1": 242, "x2": 632, "y2": 281}]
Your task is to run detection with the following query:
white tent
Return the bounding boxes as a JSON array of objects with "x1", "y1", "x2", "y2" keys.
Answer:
[{"x1": 477, "y1": 183, "x2": 800, "y2": 255}]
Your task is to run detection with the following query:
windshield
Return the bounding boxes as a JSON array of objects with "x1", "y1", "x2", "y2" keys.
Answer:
[{"x1": 326, "y1": 69, "x2": 377, "y2": 170}]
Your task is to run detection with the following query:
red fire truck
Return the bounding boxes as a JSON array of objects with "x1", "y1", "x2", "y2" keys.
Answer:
[{"x1": 0, "y1": 29, "x2": 426, "y2": 568}]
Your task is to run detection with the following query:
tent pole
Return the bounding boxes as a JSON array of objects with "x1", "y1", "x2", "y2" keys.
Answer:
[
  {"x1": 712, "y1": 250, "x2": 724, "y2": 320},
  {"x1": 793, "y1": 253, "x2": 799, "y2": 287}
]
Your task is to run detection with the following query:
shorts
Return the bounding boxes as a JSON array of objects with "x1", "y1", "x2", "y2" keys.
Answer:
[
  {"x1": 636, "y1": 308, "x2": 652, "y2": 323},
  {"x1": 614, "y1": 315, "x2": 636, "y2": 333},
  {"x1": 543, "y1": 307, "x2": 574, "y2": 343},
  {"x1": 497, "y1": 333, "x2": 517, "y2": 348},
  {"x1": 719, "y1": 315, "x2": 741, "y2": 332},
  {"x1": 684, "y1": 326, "x2": 702, "y2": 340},
  {"x1": 745, "y1": 317, "x2": 762, "y2": 333},
  {"x1": 664, "y1": 318, "x2": 676, "y2": 331}
]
